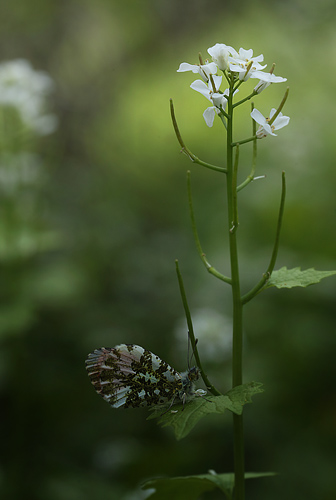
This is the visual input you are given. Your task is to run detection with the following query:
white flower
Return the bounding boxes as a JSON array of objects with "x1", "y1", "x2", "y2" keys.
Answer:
[
  {"x1": 177, "y1": 61, "x2": 217, "y2": 82},
  {"x1": 0, "y1": 152, "x2": 43, "y2": 195},
  {"x1": 190, "y1": 76, "x2": 230, "y2": 127},
  {"x1": 174, "y1": 308, "x2": 233, "y2": 363},
  {"x1": 207, "y1": 43, "x2": 236, "y2": 71},
  {"x1": 0, "y1": 59, "x2": 57, "y2": 135},
  {"x1": 190, "y1": 77, "x2": 238, "y2": 127},
  {"x1": 202, "y1": 89, "x2": 232, "y2": 127},
  {"x1": 251, "y1": 108, "x2": 290, "y2": 138},
  {"x1": 252, "y1": 70, "x2": 287, "y2": 93},
  {"x1": 190, "y1": 75, "x2": 223, "y2": 102},
  {"x1": 229, "y1": 47, "x2": 267, "y2": 81}
]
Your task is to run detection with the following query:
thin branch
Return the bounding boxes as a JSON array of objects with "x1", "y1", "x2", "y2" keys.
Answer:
[
  {"x1": 242, "y1": 171, "x2": 287, "y2": 304},
  {"x1": 232, "y1": 136, "x2": 257, "y2": 147},
  {"x1": 175, "y1": 260, "x2": 221, "y2": 396},
  {"x1": 170, "y1": 99, "x2": 227, "y2": 173},
  {"x1": 187, "y1": 171, "x2": 232, "y2": 284},
  {"x1": 237, "y1": 102, "x2": 258, "y2": 192},
  {"x1": 269, "y1": 87, "x2": 289, "y2": 125},
  {"x1": 233, "y1": 90, "x2": 258, "y2": 108}
]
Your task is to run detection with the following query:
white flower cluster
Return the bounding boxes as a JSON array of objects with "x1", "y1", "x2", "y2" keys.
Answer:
[
  {"x1": 0, "y1": 59, "x2": 57, "y2": 135},
  {"x1": 177, "y1": 43, "x2": 289, "y2": 135}
]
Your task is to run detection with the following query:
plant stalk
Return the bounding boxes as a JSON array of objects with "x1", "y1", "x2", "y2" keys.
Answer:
[{"x1": 226, "y1": 77, "x2": 245, "y2": 500}]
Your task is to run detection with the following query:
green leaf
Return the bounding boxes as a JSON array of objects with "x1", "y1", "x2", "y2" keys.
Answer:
[
  {"x1": 147, "y1": 381, "x2": 263, "y2": 440},
  {"x1": 265, "y1": 267, "x2": 336, "y2": 289},
  {"x1": 142, "y1": 471, "x2": 276, "y2": 500},
  {"x1": 142, "y1": 476, "x2": 219, "y2": 500},
  {"x1": 225, "y1": 381, "x2": 264, "y2": 412}
]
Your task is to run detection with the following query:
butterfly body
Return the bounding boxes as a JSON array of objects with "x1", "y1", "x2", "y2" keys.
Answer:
[{"x1": 85, "y1": 344, "x2": 201, "y2": 409}]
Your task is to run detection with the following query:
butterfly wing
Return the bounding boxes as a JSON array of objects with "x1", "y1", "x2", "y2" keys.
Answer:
[{"x1": 85, "y1": 344, "x2": 183, "y2": 408}]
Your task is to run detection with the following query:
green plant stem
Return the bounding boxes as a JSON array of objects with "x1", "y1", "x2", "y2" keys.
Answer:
[
  {"x1": 226, "y1": 78, "x2": 245, "y2": 500},
  {"x1": 232, "y1": 136, "x2": 256, "y2": 146},
  {"x1": 233, "y1": 90, "x2": 258, "y2": 108},
  {"x1": 231, "y1": 145, "x2": 239, "y2": 234}
]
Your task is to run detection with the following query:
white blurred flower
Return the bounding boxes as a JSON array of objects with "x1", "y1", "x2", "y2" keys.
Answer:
[
  {"x1": 0, "y1": 152, "x2": 43, "y2": 194},
  {"x1": 174, "y1": 308, "x2": 232, "y2": 363},
  {"x1": 251, "y1": 107, "x2": 290, "y2": 138},
  {"x1": 0, "y1": 59, "x2": 57, "y2": 135}
]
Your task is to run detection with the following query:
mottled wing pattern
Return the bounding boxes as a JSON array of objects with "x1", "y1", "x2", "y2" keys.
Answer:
[{"x1": 85, "y1": 344, "x2": 188, "y2": 408}]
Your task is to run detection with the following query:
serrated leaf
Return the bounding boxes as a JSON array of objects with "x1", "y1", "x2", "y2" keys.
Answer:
[
  {"x1": 142, "y1": 471, "x2": 276, "y2": 500},
  {"x1": 226, "y1": 381, "x2": 264, "y2": 411},
  {"x1": 266, "y1": 267, "x2": 336, "y2": 289},
  {"x1": 147, "y1": 381, "x2": 263, "y2": 440}
]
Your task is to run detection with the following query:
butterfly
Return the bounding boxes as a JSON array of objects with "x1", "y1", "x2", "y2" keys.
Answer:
[{"x1": 85, "y1": 343, "x2": 205, "y2": 410}]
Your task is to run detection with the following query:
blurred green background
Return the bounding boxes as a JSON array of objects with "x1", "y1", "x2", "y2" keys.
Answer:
[{"x1": 0, "y1": 1, "x2": 335, "y2": 499}]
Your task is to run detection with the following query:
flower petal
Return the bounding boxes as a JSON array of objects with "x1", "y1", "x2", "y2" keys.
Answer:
[
  {"x1": 237, "y1": 48, "x2": 254, "y2": 60},
  {"x1": 207, "y1": 43, "x2": 235, "y2": 70},
  {"x1": 251, "y1": 70, "x2": 287, "y2": 83},
  {"x1": 250, "y1": 108, "x2": 266, "y2": 126},
  {"x1": 203, "y1": 106, "x2": 217, "y2": 127},
  {"x1": 177, "y1": 62, "x2": 196, "y2": 72},
  {"x1": 211, "y1": 75, "x2": 223, "y2": 91},
  {"x1": 273, "y1": 116, "x2": 290, "y2": 130},
  {"x1": 190, "y1": 79, "x2": 212, "y2": 101}
]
